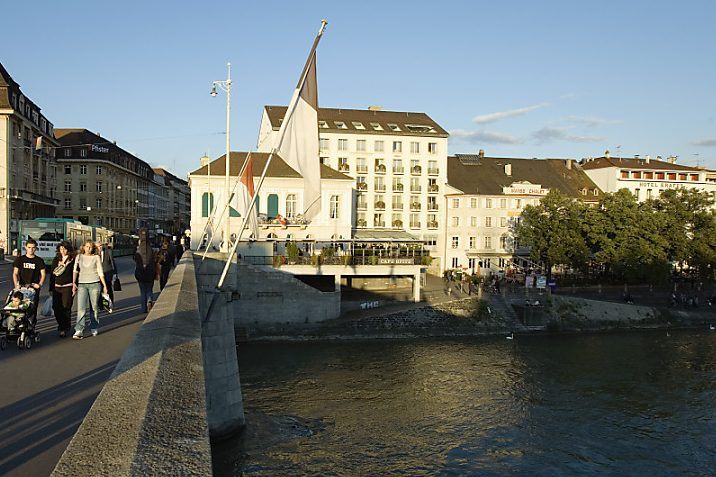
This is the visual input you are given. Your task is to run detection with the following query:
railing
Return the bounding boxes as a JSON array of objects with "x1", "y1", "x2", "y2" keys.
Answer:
[
  {"x1": 375, "y1": 185, "x2": 386, "y2": 192},
  {"x1": 410, "y1": 186, "x2": 422, "y2": 193},
  {"x1": 356, "y1": 166, "x2": 368, "y2": 173},
  {"x1": 393, "y1": 167, "x2": 404, "y2": 174},
  {"x1": 428, "y1": 184, "x2": 439, "y2": 193},
  {"x1": 409, "y1": 222, "x2": 421, "y2": 229},
  {"x1": 410, "y1": 203, "x2": 421, "y2": 211},
  {"x1": 374, "y1": 202, "x2": 385, "y2": 210},
  {"x1": 393, "y1": 184, "x2": 404, "y2": 192},
  {"x1": 375, "y1": 221, "x2": 386, "y2": 227},
  {"x1": 427, "y1": 221, "x2": 439, "y2": 229},
  {"x1": 243, "y1": 254, "x2": 430, "y2": 267},
  {"x1": 428, "y1": 204, "x2": 439, "y2": 211},
  {"x1": 428, "y1": 168, "x2": 439, "y2": 175},
  {"x1": 357, "y1": 202, "x2": 367, "y2": 210},
  {"x1": 411, "y1": 166, "x2": 422, "y2": 175},
  {"x1": 357, "y1": 183, "x2": 368, "y2": 191},
  {"x1": 375, "y1": 165, "x2": 386, "y2": 174},
  {"x1": 338, "y1": 164, "x2": 350, "y2": 172},
  {"x1": 392, "y1": 202, "x2": 403, "y2": 210}
]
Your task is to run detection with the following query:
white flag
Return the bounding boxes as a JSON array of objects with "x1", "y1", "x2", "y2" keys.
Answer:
[
  {"x1": 236, "y1": 153, "x2": 258, "y2": 238},
  {"x1": 276, "y1": 33, "x2": 323, "y2": 220}
]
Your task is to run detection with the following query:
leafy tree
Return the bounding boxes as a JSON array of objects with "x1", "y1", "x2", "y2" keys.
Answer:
[{"x1": 514, "y1": 190, "x2": 589, "y2": 279}]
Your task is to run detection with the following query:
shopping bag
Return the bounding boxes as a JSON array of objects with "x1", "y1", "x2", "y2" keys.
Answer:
[
  {"x1": 113, "y1": 275, "x2": 122, "y2": 292},
  {"x1": 41, "y1": 296, "x2": 54, "y2": 317},
  {"x1": 101, "y1": 293, "x2": 113, "y2": 314}
]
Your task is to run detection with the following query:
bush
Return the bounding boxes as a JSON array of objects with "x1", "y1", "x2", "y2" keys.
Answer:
[
  {"x1": 286, "y1": 242, "x2": 300, "y2": 263},
  {"x1": 321, "y1": 247, "x2": 336, "y2": 258},
  {"x1": 421, "y1": 255, "x2": 433, "y2": 266}
]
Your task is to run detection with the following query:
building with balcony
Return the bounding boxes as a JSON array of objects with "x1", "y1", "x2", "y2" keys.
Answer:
[
  {"x1": 443, "y1": 151, "x2": 602, "y2": 275},
  {"x1": 153, "y1": 167, "x2": 190, "y2": 236},
  {"x1": 54, "y1": 129, "x2": 155, "y2": 234},
  {"x1": 256, "y1": 105, "x2": 449, "y2": 263},
  {"x1": 0, "y1": 62, "x2": 60, "y2": 253},
  {"x1": 580, "y1": 152, "x2": 714, "y2": 204},
  {"x1": 188, "y1": 152, "x2": 353, "y2": 249}
]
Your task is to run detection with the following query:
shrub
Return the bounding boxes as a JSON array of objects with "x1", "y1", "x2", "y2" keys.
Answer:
[{"x1": 286, "y1": 242, "x2": 300, "y2": 262}]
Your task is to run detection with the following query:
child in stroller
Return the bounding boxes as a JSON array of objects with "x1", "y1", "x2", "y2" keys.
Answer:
[{"x1": 0, "y1": 288, "x2": 40, "y2": 350}]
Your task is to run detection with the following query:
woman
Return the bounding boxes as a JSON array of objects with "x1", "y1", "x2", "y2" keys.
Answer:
[
  {"x1": 72, "y1": 240, "x2": 108, "y2": 340},
  {"x1": 49, "y1": 241, "x2": 75, "y2": 337},
  {"x1": 134, "y1": 232, "x2": 156, "y2": 313},
  {"x1": 157, "y1": 238, "x2": 173, "y2": 291}
]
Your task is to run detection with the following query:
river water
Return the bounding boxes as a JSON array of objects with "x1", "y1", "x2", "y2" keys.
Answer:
[{"x1": 215, "y1": 330, "x2": 716, "y2": 476}]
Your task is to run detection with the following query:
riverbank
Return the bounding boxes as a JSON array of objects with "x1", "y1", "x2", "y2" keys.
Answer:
[{"x1": 238, "y1": 294, "x2": 716, "y2": 341}]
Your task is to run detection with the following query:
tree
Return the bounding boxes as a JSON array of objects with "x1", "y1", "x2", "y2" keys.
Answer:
[{"x1": 514, "y1": 190, "x2": 589, "y2": 280}]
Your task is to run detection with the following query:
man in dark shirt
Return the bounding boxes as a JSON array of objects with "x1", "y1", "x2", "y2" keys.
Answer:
[{"x1": 13, "y1": 238, "x2": 46, "y2": 309}]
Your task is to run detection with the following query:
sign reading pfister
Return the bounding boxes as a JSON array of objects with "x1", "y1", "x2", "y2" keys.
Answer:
[{"x1": 503, "y1": 182, "x2": 549, "y2": 195}]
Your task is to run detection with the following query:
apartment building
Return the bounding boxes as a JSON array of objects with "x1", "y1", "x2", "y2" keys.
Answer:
[
  {"x1": 581, "y1": 152, "x2": 713, "y2": 203},
  {"x1": 443, "y1": 152, "x2": 601, "y2": 274},
  {"x1": 0, "y1": 62, "x2": 60, "y2": 253},
  {"x1": 188, "y1": 152, "x2": 353, "y2": 249},
  {"x1": 55, "y1": 129, "x2": 155, "y2": 234},
  {"x1": 153, "y1": 167, "x2": 190, "y2": 236},
  {"x1": 257, "y1": 105, "x2": 449, "y2": 262}
]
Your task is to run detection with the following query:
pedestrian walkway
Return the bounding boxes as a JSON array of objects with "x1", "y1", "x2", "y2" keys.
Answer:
[{"x1": 0, "y1": 256, "x2": 154, "y2": 477}]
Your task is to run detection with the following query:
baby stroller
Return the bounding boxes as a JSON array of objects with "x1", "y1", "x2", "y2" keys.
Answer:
[{"x1": 0, "y1": 287, "x2": 40, "y2": 350}]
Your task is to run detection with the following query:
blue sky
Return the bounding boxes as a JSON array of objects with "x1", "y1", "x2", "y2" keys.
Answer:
[{"x1": 4, "y1": 0, "x2": 716, "y2": 177}]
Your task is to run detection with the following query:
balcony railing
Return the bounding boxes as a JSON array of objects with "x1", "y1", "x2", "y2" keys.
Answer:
[
  {"x1": 428, "y1": 168, "x2": 439, "y2": 175},
  {"x1": 427, "y1": 221, "x2": 439, "y2": 229},
  {"x1": 375, "y1": 221, "x2": 386, "y2": 228},
  {"x1": 375, "y1": 185, "x2": 386, "y2": 192},
  {"x1": 374, "y1": 201, "x2": 385, "y2": 210},
  {"x1": 245, "y1": 254, "x2": 430, "y2": 267},
  {"x1": 357, "y1": 182, "x2": 368, "y2": 191},
  {"x1": 357, "y1": 202, "x2": 368, "y2": 210},
  {"x1": 392, "y1": 202, "x2": 403, "y2": 210},
  {"x1": 409, "y1": 222, "x2": 421, "y2": 229},
  {"x1": 392, "y1": 220, "x2": 403, "y2": 228},
  {"x1": 410, "y1": 186, "x2": 422, "y2": 193},
  {"x1": 393, "y1": 184, "x2": 404, "y2": 192},
  {"x1": 393, "y1": 166, "x2": 404, "y2": 175},
  {"x1": 356, "y1": 166, "x2": 368, "y2": 173},
  {"x1": 357, "y1": 219, "x2": 367, "y2": 227},
  {"x1": 428, "y1": 203, "x2": 439, "y2": 211}
]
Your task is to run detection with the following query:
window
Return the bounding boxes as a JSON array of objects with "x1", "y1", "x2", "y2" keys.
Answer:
[
  {"x1": 485, "y1": 217, "x2": 492, "y2": 227},
  {"x1": 393, "y1": 159, "x2": 403, "y2": 174},
  {"x1": 500, "y1": 236, "x2": 508, "y2": 249},
  {"x1": 96, "y1": 181, "x2": 103, "y2": 193},
  {"x1": 80, "y1": 149, "x2": 87, "y2": 158},
  {"x1": 424, "y1": 235, "x2": 437, "y2": 247},
  {"x1": 356, "y1": 157, "x2": 367, "y2": 173},
  {"x1": 514, "y1": 199, "x2": 522, "y2": 209},
  {"x1": 388, "y1": 123, "x2": 401, "y2": 132},
  {"x1": 96, "y1": 198, "x2": 102, "y2": 208},
  {"x1": 374, "y1": 140, "x2": 384, "y2": 152},
  {"x1": 500, "y1": 217, "x2": 507, "y2": 227},
  {"x1": 201, "y1": 192, "x2": 214, "y2": 217},
  {"x1": 634, "y1": 188, "x2": 640, "y2": 200},
  {"x1": 96, "y1": 165, "x2": 103, "y2": 175},
  {"x1": 452, "y1": 198, "x2": 460, "y2": 208},
  {"x1": 80, "y1": 182, "x2": 87, "y2": 192},
  {"x1": 64, "y1": 198, "x2": 71, "y2": 209},
  {"x1": 471, "y1": 216, "x2": 477, "y2": 227},
  {"x1": 392, "y1": 141, "x2": 402, "y2": 153},
  {"x1": 428, "y1": 142, "x2": 437, "y2": 154},
  {"x1": 371, "y1": 123, "x2": 383, "y2": 131},
  {"x1": 410, "y1": 177, "x2": 421, "y2": 192},
  {"x1": 64, "y1": 164, "x2": 71, "y2": 173},
  {"x1": 452, "y1": 257, "x2": 459, "y2": 268},
  {"x1": 428, "y1": 160, "x2": 438, "y2": 175},
  {"x1": 318, "y1": 120, "x2": 329, "y2": 129},
  {"x1": 335, "y1": 121, "x2": 347, "y2": 129},
  {"x1": 486, "y1": 198, "x2": 492, "y2": 208},
  {"x1": 410, "y1": 142, "x2": 420, "y2": 154},
  {"x1": 64, "y1": 181, "x2": 72, "y2": 192},
  {"x1": 451, "y1": 236, "x2": 459, "y2": 249},
  {"x1": 470, "y1": 198, "x2": 477, "y2": 208},
  {"x1": 646, "y1": 189, "x2": 653, "y2": 199},
  {"x1": 285, "y1": 194, "x2": 297, "y2": 217},
  {"x1": 338, "y1": 139, "x2": 348, "y2": 151},
  {"x1": 500, "y1": 198, "x2": 507, "y2": 208},
  {"x1": 356, "y1": 140, "x2": 366, "y2": 152},
  {"x1": 374, "y1": 213, "x2": 385, "y2": 227},
  {"x1": 267, "y1": 194, "x2": 279, "y2": 218},
  {"x1": 469, "y1": 236, "x2": 476, "y2": 248},
  {"x1": 80, "y1": 199, "x2": 87, "y2": 210},
  {"x1": 352, "y1": 122, "x2": 365, "y2": 130},
  {"x1": 319, "y1": 138, "x2": 329, "y2": 151},
  {"x1": 330, "y1": 195, "x2": 340, "y2": 219},
  {"x1": 620, "y1": 170, "x2": 629, "y2": 179},
  {"x1": 80, "y1": 165, "x2": 87, "y2": 175},
  {"x1": 452, "y1": 216, "x2": 459, "y2": 227},
  {"x1": 410, "y1": 213, "x2": 420, "y2": 228},
  {"x1": 484, "y1": 236, "x2": 492, "y2": 249},
  {"x1": 338, "y1": 157, "x2": 348, "y2": 171}
]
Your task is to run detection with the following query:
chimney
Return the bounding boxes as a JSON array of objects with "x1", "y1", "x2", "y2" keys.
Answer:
[
  {"x1": 478, "y1": 149, "x2": 485, "y2": 159},
  {"x1": 565, "y1": 159, "x2": 572, "y2": 170},
  {"x1": 504, "y1": 163, "x2": 512, "y2": 176},
  {"x1": 200, "y1": 154, "x2": 210, "y2": 167},
  {"x1": 645, "y1": 155, "x2": 650, "y2": 164},
  {"x1": 634, "y1": 154, "x2": 640, "y2": 159},
  {"x1": 368, "y1": 105, "x2": 382, "y2": 111},
  {"x1": 604, "y1": 149, "x2": 610, "y2": 159}
]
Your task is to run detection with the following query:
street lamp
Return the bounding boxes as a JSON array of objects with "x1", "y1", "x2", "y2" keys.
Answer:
[{"x1": 211, "y1": 62, "x2": 232, "y2": 253}]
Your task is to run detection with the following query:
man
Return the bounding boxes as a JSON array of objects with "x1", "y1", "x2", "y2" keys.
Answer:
[
  {"x1": 97, "y1": 241, "x2": 117, "y2": 304},
  {"x1": 12, "y1": 238, "x2": 46, "y2": 311}
]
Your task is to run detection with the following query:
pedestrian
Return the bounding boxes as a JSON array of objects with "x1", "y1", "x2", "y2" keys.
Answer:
[
  {"x1": 134, "y1": 229, "x2": 156, "y2": 313},
  {"x1": 12, "y1": 238, "x2": 45, "y2": 314},
  {"x1": 49, "y1": 241, "x2": 75, "y2": 337},
  {"x1": 97, "y1": 241, "x2": 117, "y2": 305},
  {"x1": 157, "y1": 238, "x2": 174, "y2": 291},
  {"x1": 72, "y1": 240, "x2": 109, "y2": 340}
]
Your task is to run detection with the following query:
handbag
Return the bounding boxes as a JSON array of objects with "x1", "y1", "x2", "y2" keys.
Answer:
[
  {"x1": 113, "y1": 275, "x2": 122, "y2": 292},
  {"x1": 52, "y1": 262, "x2": 67, "y2": 277}
]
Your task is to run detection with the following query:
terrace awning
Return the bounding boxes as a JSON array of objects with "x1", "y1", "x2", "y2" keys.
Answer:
[{"x1": 351, "y1": 229, "x2": 422, "y2": 242}]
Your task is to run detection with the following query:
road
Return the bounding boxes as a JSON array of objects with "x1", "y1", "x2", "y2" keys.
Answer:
[{"x1": 0, "y1": 256, "x2": 155, "y2": 477}]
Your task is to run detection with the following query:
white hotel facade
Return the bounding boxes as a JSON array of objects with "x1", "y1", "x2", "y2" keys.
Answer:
[{"x1": 257, "y1": 106, "x2": 449, "y2": 263}]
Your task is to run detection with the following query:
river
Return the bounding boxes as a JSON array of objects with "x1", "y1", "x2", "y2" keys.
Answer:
[{"x1": 214, "y1": 330, "x2": 716, "y2": 476}]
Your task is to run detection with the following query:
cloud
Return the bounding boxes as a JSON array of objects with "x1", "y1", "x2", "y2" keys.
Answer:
[
  {"x1": 471, "y1": 102, "x2": 550, "y2": 124},
  {"x1": 450, "y1": 129, "x2": 521, "y2": 145},
  {"x1": 532, "y1": 126, "x2": 604, "y2": 144},
  {"x1": 566, "y1": 115, "x2": 617, "y2": 127},
  {"x1": 690, "y1": 138, "x2": 716, "y2": 147}
]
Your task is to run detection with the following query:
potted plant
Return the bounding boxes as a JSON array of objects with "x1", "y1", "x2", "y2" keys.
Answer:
[
  {"x1": 375, "y1": 200, "x2": 385, "y2": 209},
  {"x1": 412, "y1": 165, "x2": 422, "y2": 174},
  {"x1": 392, "y1": 219, "x2": 403, "y2": 228},
  {"x1": 286, "y1": 242, "x2": 300, "y2": 264}
]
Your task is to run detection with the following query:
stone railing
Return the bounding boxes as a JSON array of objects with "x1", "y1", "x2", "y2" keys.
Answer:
[{"x1": 51, "y1": 252, "x2": 216, "y2": 477}]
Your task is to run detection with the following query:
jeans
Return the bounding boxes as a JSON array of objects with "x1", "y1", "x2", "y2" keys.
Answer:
[
  {"x1": 138, "y1": 281, "x2": 154, "y2": 313},
  {"x1": 75, "y1": 282, "x2": 101, "y2": 333}
]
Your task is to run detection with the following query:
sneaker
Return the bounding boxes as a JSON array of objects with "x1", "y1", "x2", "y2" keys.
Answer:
[
  {"x1": 91, "y1": 329, "x2": 98, "y2": 337},
  {"x1": 72, "y1": 331, "x2": 83, "y2": 340},
  {"x1": 59, "y1": 330, "x2": 66, "y2": 338}
]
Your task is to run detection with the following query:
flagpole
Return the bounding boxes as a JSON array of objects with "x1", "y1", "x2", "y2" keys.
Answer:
[{"x1": 217, "y1": 19, "x2": 328, "y2": 289}]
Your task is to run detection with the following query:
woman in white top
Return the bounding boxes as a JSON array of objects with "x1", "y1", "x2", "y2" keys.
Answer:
[{"x1": 72, "y1": 240, "x2": 108, "y2": 340}]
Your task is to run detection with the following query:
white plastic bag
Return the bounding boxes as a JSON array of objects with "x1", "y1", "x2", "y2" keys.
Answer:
[{"x1": 41, "y1": 296, "x2": 54, "y2": 317}]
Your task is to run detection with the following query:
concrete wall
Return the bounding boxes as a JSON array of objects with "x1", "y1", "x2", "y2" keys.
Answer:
[{"x1": 52, "y1": 252, "x2": 212, "y2": 477}]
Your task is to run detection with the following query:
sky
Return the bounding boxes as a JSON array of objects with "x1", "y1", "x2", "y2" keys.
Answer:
[{"x1": 3, "y1": 0, "x2": 716, "y2": 178}]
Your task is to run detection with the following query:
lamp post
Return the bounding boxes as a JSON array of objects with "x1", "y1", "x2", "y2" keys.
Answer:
[{"x1": 211, "y1": 63, "x2": 232, "y2": 253}]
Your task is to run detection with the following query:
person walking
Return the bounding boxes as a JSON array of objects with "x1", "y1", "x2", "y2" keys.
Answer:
[
  {"x1": 49, "y1": 241, "x2": 75, "y2": 337},
  {"x1": 134, "y1": 230, "x2": 156, "y2": 313},
  {"x1": 12, "y1": 238, "x2": 46, "y2": 312},
  {"x1": 97, "y1": 241, "x2": 117, "y2": 304},
  {"x1": 72, "y1": 240, "x2": 108, "y2": 340},
  {"x1": 157, "y1": 238, "x2": 174, "y2": 291}
]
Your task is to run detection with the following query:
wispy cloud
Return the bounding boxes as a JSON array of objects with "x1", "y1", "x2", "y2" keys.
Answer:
[
  {"x1": 566, "y1": 115, "x2": 617, "y2": 127},
  {"x1": 450, "y1": 129, "x2": 521, "y2": 145},
  {"x1": 690, "y1": 138, "x2": 716, "y2": 147},
  {"x1": 471, "y1": 102, "x2": 550, "y2": 124},
  {"x1": 532, "y1": 126, "x2": 604, "y2": 144}
]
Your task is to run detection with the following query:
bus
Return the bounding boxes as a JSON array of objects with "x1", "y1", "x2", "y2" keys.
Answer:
[{"x1": 18, "y1": 219, "x2": 137, "y2": 265}]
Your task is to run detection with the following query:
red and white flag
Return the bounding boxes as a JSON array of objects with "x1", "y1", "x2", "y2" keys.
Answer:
[
  {"x1": 275, "y1": 23, "x2": 326, "y2": 220},
  {"x1": 237, "y1": 153, "x2": 258, "y2": 238}
]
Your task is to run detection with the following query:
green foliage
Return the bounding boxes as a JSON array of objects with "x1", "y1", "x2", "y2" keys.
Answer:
[
  {"x1": 321, "y1": 247, "x2": 336, "y2": 258},
  {"x1": 286, "y1": 242, "x2": 300, "y2": 262},
  {"x1": 421, "y1": 255, "x2": 433, "y2": 266}
]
